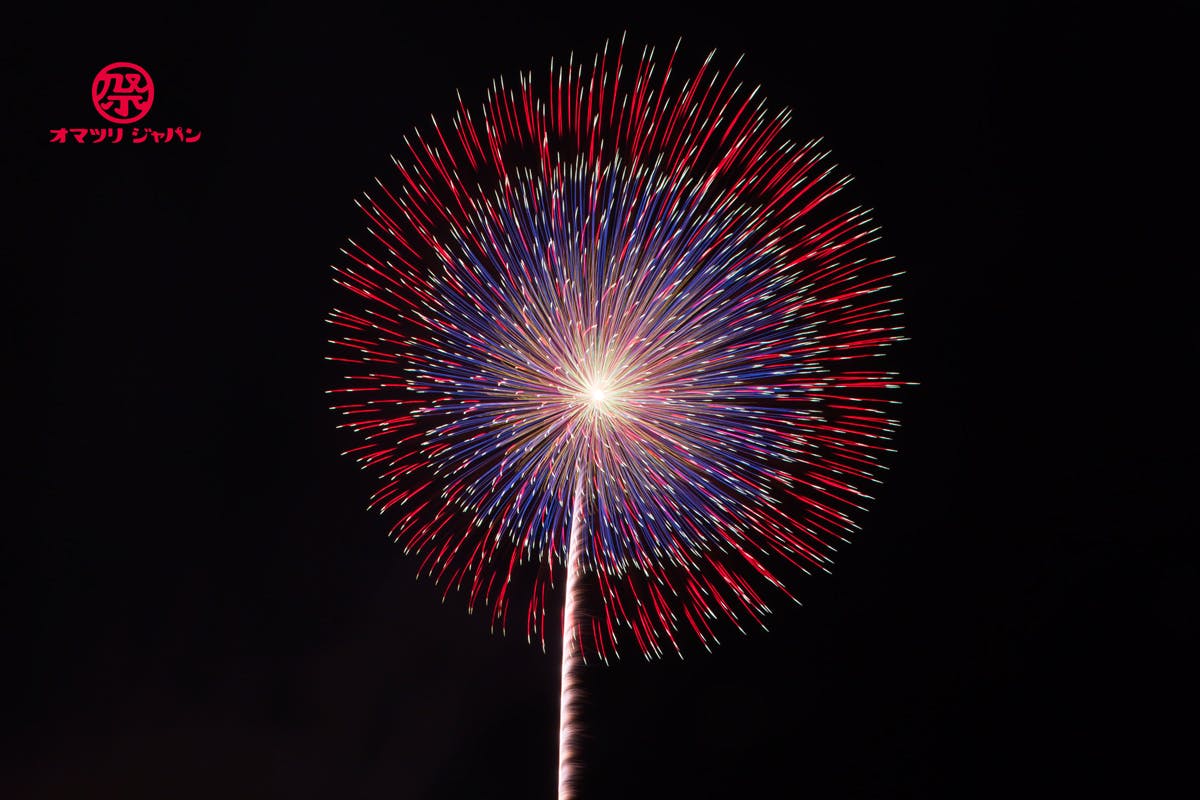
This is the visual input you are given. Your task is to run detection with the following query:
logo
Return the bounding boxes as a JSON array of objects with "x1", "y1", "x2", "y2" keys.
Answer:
[
  {"x1": 92, "y1": 62, "x2": 154, "y2": 124},
  {"x1": 48, "y1": 61, "x2": 202, "y2": 145}
]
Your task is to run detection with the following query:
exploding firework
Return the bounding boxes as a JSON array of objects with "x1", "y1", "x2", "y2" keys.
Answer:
[{"x1": 328, "y1": 39, "x2": 903, "y2": 663}]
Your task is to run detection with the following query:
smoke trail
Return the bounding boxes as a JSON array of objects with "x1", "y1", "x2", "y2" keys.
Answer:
[{"x1": 558, "y1": 477, "x2": 585, "y2": 800}]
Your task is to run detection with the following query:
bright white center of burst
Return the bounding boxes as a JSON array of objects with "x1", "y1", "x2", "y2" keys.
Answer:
[{"x1": 582, "y1": 375, "x2": 613, "y2": 412}]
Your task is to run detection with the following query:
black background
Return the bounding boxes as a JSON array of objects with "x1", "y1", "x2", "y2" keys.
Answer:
[{"x1": 6, "y1": 3, "x2": 1189, "y2": 798}]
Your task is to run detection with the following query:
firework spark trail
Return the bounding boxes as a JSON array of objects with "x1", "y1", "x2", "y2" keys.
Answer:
[{"x1": 558, "y1": 474, "x2": 585, "y2": 800}]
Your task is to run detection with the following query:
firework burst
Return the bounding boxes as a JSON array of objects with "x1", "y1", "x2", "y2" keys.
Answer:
[{"x1": 327, "y1": 38, "x2": 905, "y2": 666}]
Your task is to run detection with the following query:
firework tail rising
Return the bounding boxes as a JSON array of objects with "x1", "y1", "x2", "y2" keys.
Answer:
[{"x1": 558, "y1": 474, "x2": 585, "y2": 800}]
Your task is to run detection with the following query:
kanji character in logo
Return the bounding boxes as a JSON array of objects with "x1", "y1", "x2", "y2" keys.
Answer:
[{"x1": 92, "y1": 62, "x2": 154, "y2": 125}]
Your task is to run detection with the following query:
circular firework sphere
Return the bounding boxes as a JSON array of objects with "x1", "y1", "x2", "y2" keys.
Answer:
[{"x1": 328, "y1": 40, "x2": 905, "y2": 661}]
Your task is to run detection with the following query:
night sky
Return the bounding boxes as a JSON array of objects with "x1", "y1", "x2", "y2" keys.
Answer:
[{"x1": 7, "y1": 4, "x2": 1188, "y2": 798}]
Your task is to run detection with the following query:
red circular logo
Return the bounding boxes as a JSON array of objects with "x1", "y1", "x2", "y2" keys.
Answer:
[{"x1": 92, "y1": 62, "x2": 154, "y2": 124}]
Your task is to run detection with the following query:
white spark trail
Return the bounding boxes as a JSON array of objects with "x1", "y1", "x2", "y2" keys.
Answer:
[{"x1": 557, "y1": 474, "x2": 586, "y2": 800}]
